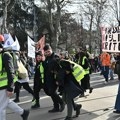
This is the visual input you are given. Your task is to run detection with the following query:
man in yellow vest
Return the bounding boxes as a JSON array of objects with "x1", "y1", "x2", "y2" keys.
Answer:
[
  {"x1": 49, "y1": 58, "x2": 85, "y2": 120},
  {"x1": 0, "y1": 35, "x2": 29, "y2": 120},
  {"x1": 77, "y1": 50, "x2": 93, "y2": 97}
]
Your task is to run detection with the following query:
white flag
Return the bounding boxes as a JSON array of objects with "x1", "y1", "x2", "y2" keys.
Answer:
[
  {"x1": 28, "y1": 36, "x2": 35, "y2": 58},
  {"x1": 11, "y1": 36, "x2": 20, "y2": 51},
  {"x1": 3, "y1": 33, "x2": 14, "y2": 49}
]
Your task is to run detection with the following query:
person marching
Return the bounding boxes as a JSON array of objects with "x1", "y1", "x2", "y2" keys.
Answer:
[
  {"x1": 0, "y1": 34, "x2": 29, "y2": 120},
  {"x1": 81, "y1": 50, "x2": 93, "y2": 95},
  {"x1": 49, "y1": 58, "x2": 85, "y2": 120},
  {"x1": 100, "y1": 51, "x2": 110, "y2": 84},
  {"x1": 31, "y1": 50, "x2": 45, "y2": 109},
  {"x1": 75, "y1": 49, "x2": 93, "y2": 96},
  {"x1": 43, "y1": 44, "x2": 65, "y2": 112},
  {"x1": 13, "y1": 52, "x2": 34, "y2": 103}
]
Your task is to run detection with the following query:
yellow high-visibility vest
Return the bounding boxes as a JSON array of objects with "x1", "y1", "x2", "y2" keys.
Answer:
[
  {"x1": 0, "y1": 52, "x2": 17, "y2": 88},
  {"x1": 39, "y1": 62, "x2": 44, "y2": 83},
  {"x1": 82, "y1": 56, "x2": 90, "y2": 74},
  {"x1": 64, "y1": 60, "x2": 86, "y2": 82}
]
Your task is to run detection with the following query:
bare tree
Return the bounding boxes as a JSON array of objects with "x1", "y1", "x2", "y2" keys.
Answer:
[
  {"x1": 82, "y1": 2, "x2": 95, "y2": 53},
  {"x1": 109, "y1": 0, "x2": 120, "y2": 26},
  {"x1": 78, "y1": 0, "x2": 109, "y2": 53},
  {"x1": 41, "y1": 0, "x2": 71, "y2": 51}
]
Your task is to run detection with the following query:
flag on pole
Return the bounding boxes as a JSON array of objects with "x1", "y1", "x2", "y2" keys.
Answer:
[
  {"x1": 3, "y1": 33, "x2": 14, "y2": 49},
  {"x1": 28, "y1": 36, "x2": 35, "y2": 58},
  {"x1": 11, "y1": 36, "x2": 20, "y2": 51},
  {"x1": 36, "y1": 35, "x2": 45, "y2": 50}
]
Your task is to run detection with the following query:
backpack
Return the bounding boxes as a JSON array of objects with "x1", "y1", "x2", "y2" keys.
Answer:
[{"x1": 17, "y1": 60, "x2": 28, "y2": 79}]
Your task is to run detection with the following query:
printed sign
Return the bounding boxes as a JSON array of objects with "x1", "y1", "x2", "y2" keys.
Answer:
[{"x1": 102, "y1": 26, "x2": 120, "y2": 52}]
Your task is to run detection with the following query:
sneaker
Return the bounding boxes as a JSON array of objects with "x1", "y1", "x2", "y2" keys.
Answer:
[
  {"x1": 13, "y1": 98, "x2": 20, "y2": 103},
  {"x1": 31, "y1": 103, "x2": 40, "y2": 109},
  {"x1": 64, "y1": 116, "x2": 72, "y2": 120},
  {"x1": 21, "y1": 110, "x2": 30, "y2": 120},
  {"x1": 48, "y1": 108, "x2": 59, "y2": 113},
  {"x1": 76, "y1": 104, "x2": 82, "y2": 117},
  {"x1": 113, "y1": 110, "x2": 120, "y2": 114},
  {"x1": 59, "y1": 102, "x2": 65, "y2": 112}
]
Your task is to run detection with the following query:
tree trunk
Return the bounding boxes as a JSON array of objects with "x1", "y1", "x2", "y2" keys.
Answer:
[
  {"x1": 89, "y1": 14, "x2": 93, "y2": 53},
  {"x1": 33, "y1": 5, "x2": 38, "y2": 42},
  {"x1": 53, "y1": 4, "x2": 61, "y2": 51},
  {"x1": 1, "y1": 0, "x2": 9, "y2": 34}
]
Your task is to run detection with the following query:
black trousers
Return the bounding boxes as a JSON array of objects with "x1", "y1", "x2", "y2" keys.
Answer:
[
  {"x1": 33, "y1": 83, "x2": 43, "y2": 104},
  {"x1": 44, "y1": 86, "x2": 63, "y2": 109},
  {"x1": 81, "y1": 74, "x2": 90, "y2": 90},
  {"x1": 14, "y1": 81, "x2": 34, "y2": 99}
]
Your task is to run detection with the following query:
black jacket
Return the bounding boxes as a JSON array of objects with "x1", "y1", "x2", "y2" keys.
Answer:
[
  {"x1": 43, "y1": 52, "x2": 59, "y2": 89},
  {"x1": 33, "y1": 61, "x2": 44, "y2": 90},
  {"x1": 56, "y1": 68, "x2": 84, "y2": 99}
]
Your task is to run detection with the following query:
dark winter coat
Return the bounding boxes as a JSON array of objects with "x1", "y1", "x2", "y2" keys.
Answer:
[
  {"x1": 43, "y1": 52, "x2": 59, "y2": 95},
  {"x1": 33, "y1": 61, "x2": 44, "y2": 91},
  {"x1": 56, "y1": 68, "x2": 84, "y2": 99}
]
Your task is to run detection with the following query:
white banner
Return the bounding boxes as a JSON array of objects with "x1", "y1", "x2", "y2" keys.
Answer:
[
  {"x1": 28, "y1": 36, "x2": 35, "y2": 58},
  {"x1": 102, "y1": 26, "x2": 120, "y2": 52}
]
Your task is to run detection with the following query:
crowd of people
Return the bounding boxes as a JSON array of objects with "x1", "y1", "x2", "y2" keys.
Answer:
[{"x1": 0, "y1": 33, "x2": 120, "y2": 120}]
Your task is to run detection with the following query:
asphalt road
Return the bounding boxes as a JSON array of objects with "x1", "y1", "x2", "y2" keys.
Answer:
[{"x1": 6, "y1": 72, "x2": 120, "y2": 120}]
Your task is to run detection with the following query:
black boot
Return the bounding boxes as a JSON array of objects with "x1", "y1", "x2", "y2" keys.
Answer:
[
  {"x1": 89, "y1": 87, "x2": 93, "y2": 93},
  {"x1": 13, "y1": 98, "x2": 20, "y2": 103},
  {"x1": 48, "y1": 108, "x2": 59, "y2": 113},
  {"x1": 31, "y1": 100, "x2": 40, "y2": 109},
  {"x1": 21, "y1": 109, "x2": 30, "y2": 120},
  {"x1": 31, "y1": 103, "x2": 40, "y2": 109},
  {"x1": 14, "y1": 92, "x2": 20, "y2": 102},
  {"x1": 76, "y1": 104, "x2": 82, "y2": 117},
  {"x1": 59, "y1": 102, "x2": 65, "y2": 112}
]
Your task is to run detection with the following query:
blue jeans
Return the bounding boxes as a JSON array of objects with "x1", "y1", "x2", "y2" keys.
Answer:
[
  {"x1": 102, "y1": 66, "x2": 109, "y2": 82},
  {"x1": 114, "y1": 81, "x2": 120, "y2": 111},
  {"x1": 109, "y1": 69, "x2": 114, "y2": 80}
]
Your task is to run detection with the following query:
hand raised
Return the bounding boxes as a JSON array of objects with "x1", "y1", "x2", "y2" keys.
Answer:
[{"x1": 7, "y1": 91, "x2": 13, "y2": 97}]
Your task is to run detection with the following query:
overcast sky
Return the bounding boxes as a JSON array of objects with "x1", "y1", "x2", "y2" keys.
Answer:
[{"x1": 34, "y1": 0, "x2": 119, "y2": 28}]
